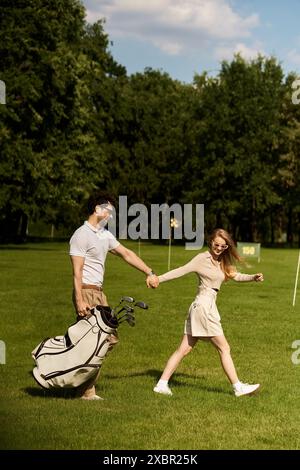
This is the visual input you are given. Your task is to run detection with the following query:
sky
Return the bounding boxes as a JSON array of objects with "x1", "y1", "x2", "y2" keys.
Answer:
[{"x1": 82, "y1": 0, "x2": 300, "y2": 83}]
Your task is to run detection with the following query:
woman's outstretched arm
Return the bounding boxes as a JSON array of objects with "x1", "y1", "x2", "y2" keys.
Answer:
[
  {"x1": 232, "y1": 272, "x2": 264, "y2": 282},
  {"x1": 158, "y1": 253, "x2": 203, "y2": 283}
]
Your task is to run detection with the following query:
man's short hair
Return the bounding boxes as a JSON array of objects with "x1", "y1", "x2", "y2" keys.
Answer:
[{"x1": 87, "y1": 192, "x2": 116, "y2": 215}]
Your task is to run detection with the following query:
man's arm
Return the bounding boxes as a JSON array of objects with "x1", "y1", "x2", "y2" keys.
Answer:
[
  {"x1": 70, "y1": 255, "x2": 91, "y2": 315},
  {"x1": 110, "y1": 244, "x2": 159, "y2": 288}
]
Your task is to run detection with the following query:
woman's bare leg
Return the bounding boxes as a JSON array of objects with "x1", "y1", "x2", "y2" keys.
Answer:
[
  {"x1": 160, "y1": 334, "x2": 198, "y2": 381},
  {"x1": 209, "y1": 334, "x2": 239, "y2": 384}
]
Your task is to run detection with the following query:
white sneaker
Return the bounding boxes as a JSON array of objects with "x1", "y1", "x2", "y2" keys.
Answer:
[
  {"x1": 153, "y1": 384, "x2": 173, "y2": 396},
  {"x1": 234, "y1": 383, "x2": 260, "y2": 397}
]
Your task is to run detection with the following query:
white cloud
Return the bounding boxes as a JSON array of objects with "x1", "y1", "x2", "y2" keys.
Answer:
[
  {"x1": 215, "y1": 41, "x2": 265, "y2": 61},
  {"x1": 287, "y1": 49, "x2": 300, "y2": 66},
  {"x1": 83, "y1": 0, "x2": 260, "y2": 56},
  {"x1": 155, "y1": 41, "x2": 183, "y2": 56}
]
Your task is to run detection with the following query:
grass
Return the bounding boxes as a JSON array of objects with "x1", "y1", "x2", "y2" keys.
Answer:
[{"x1": 0, "y1": 241, "x2": 300, "y2": 450}]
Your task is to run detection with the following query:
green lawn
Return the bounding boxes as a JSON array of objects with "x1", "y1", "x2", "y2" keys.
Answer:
[{"x1": 0, "y1": 241, "x2": 300, "y2": 450}]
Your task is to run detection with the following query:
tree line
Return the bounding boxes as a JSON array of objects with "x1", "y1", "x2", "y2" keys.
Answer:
[{"x1": 1, "y1": 0, "x2": 299, "y2": 244}]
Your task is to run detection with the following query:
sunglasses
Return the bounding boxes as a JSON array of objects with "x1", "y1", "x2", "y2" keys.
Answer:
[
  {"x1": 213, "y1": 242, "x2": 228, "y2": 250},
  {"x1": 98, "y1": 204, "x2": 114, "y2": 214}
]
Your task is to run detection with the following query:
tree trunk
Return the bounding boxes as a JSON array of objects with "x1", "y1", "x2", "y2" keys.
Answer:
[
  {"x1": 18, "y1": 212, "x2": 28, "y2": 241},
  {"x1": 270, "y1": 213, "x2": 275, "y2": 245},
  {"x1": 250, "y1": 197, "x2": 257, "y2": 242},
  {"x1": 287, "y1": 207, "x2": 293, "y2": 246}
]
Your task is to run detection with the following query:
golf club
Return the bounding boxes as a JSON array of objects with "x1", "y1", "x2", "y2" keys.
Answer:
[
  {"x1": 126, "y1": 317, "x2": 135, "y2": 327},
  {"x1": 134, "y1": 301, "x2": 148, "y2": 310},
  {"x1": 111, "y1": 296, "x2": 135, "y2": 317},
  {"x1": 111, "y1": 297, "x2": 148, "y2": 326},
  {"x1": 117, "y1": 306, "x2": 134, "y2": 322},
  {"x1": 122, "y1": 296, "x2": 135, "y2": 303},
  {"x1": 118, "y1": 313, "x2": 136, "y2": 327},
  {"x1": 118, "y1": 312, "x2": 135, "y2": 323}
]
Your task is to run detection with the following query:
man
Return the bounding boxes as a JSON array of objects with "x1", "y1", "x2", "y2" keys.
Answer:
[{"x1": 69, "y1": 192, "x2": 159, "y2": 400}]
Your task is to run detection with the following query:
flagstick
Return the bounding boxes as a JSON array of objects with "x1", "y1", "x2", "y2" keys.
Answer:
[
  {"x1": 168, "y1": 235, "x2": 171, "y2": 271},
  {"x1": 138, "y1": 238, "x2": 141, "y2": 257},
  {"x1": 168, "y1": 218, "x2": 180, "y2": 271},
  {"x1": 293, "y1": 250, "x2": 300, "y2": 307}
]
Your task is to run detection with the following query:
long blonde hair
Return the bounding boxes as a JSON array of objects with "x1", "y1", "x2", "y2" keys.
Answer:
[{"x1": 208, "y1": 228, "x2": 242, "y2": 280}]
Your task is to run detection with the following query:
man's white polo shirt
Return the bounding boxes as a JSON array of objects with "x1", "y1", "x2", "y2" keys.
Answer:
[{"x1": 69, "y1": 221, "x2": 120, "y2": 287}]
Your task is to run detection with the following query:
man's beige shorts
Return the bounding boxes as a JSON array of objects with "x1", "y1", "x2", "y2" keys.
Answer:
[{"x1": 73, "y1": 288, "x2": 119, "y2": 345}]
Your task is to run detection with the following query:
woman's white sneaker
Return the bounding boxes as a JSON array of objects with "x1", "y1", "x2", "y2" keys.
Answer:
[
  {"x1": 153, "y1": 384, "x2": 173, "y2": 396},
  {"x1": 234, "y1": 383, "x2": 260, "y2": 397}
]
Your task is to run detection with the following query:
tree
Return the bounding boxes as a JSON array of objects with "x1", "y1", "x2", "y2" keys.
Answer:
[
  {"x1": 0, "y1": 2, "x2": 124, "y2": 240},
  {"x1": 276, "y1": 73, "x2": 300, "y2": 245},
  {"x1": 102, "y1": 68, "x2": 200, "y2": 209},
  {"x1": 186, "y1": 55, "x2": 284, "y2": 241}
]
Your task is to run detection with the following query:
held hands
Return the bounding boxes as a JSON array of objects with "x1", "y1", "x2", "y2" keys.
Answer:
[
  {"x1": 254, "y1": 273, "x2": 264, "y2": 282},
  {"x1": 146, "y1": 273, "x2": 159, "y2": 289}
]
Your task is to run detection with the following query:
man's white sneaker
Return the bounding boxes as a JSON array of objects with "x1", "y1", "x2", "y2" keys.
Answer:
[
  {"x1": 153, "y1": 384, "x2": 173, "y2": 396},
  {"x1": 234, "y1": 383, "x2": 260, "y2": 397}
]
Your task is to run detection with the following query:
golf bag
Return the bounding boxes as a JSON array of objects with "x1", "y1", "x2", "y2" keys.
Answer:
[{"x1": 32, "y1": 306, "x2": 118, "y2": 390}]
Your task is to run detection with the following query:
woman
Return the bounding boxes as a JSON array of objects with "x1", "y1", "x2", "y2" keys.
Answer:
[{"x1": 153, "y1": 228, "x2": 263, "y2": 397}]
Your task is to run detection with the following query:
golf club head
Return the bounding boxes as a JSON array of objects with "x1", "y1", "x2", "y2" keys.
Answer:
[
  {"x1": 118, "y1": 307, "x2": 135, "y2": 318},
  {"x1": 126, "y1": 316, "x2": 135, "y2": 327},
  {"x1": 121, "y1": 296, "x2": 135, "y2": 303},
  {"x1": 126, "y1": 312, "x2": 135, "y2": 319},
  {"x1": 111, "y1": 296, "x2": 135, "y2": 317},
  {"x1": 116, "y1": 305, "x2": 134, "y2": 320},
  {"x1": 134, "y1": 301, "x2": 148, "y2": 310},
  {"x1": 124, "y1": 305, "x2": 134, "y2": 313},
  {"x1": 118, "y1": 317, "x2": 135, "y2": 326},
  {"x1": 118, "y1": 311, "x2": 135, "y2": 322}
]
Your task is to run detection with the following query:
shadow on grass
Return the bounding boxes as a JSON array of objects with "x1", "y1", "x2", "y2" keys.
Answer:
[
  {"x1": 23, "y1": 386, "x2": 78, "y2": 399},
  {"x1": 23, "y1": 371, "x2": 78, "y2": 399},
  {"x1": 24, "y1": 369, "x2": 230, "y2": 398},
  {"x1": 104, "y1": 368, "x2": 231, "y2": 395}
]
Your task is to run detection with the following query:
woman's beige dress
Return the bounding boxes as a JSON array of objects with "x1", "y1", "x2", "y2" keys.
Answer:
[{"x1": 158, "y1": 251, "x2": 255, "y2": 337}]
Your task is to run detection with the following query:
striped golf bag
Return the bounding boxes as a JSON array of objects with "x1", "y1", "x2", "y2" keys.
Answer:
[{"x1": 31, "y1": 306, "x2": 118, "y2": 389}]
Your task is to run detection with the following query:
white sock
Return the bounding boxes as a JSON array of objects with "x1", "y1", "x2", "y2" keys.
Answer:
[
  {"x1": 232, "y1": 381, "x2": 242, "y2": 391},
  {"x1": 157, "y1": 379, "x2": 168, "y2": 387}
]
